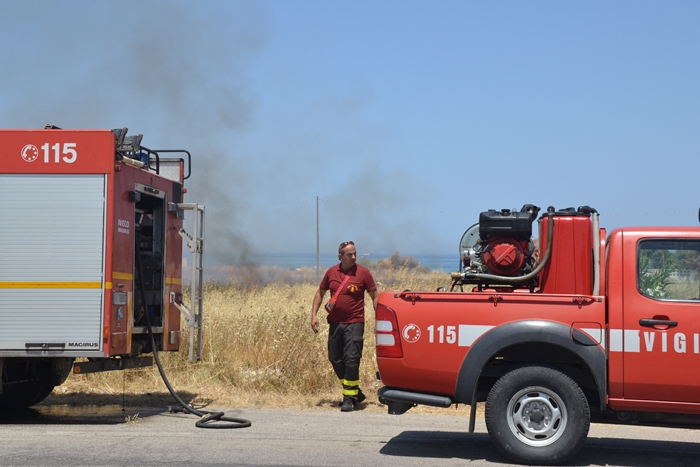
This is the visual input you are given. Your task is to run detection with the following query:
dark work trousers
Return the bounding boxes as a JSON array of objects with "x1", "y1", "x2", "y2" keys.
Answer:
[{"x1": 327, "y1": 321, "x2": 364, "y2": 397}]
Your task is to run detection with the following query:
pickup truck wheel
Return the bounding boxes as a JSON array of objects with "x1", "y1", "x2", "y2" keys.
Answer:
[{"x1": 485, "y1": 366, "x2": 590, "y2": 465}]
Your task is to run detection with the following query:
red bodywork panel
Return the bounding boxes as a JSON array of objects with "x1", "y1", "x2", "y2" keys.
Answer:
[
  {"x1": 377, "y1": 291, "x2": 606, "y2": 396},
  {"x1": 2, "y1": 129, "x2": 115, "y2": 174},
  {"x1": 109, "y1": 163, "x2": 184, "y2": 355}
]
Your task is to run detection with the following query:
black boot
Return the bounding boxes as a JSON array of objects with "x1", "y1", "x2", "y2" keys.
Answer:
[{"x1": 341, "y1": 396, "x2": 354, "y2": 412}]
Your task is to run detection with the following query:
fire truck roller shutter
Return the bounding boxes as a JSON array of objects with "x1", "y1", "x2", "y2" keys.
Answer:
[{"x1": 0, "y1": 174, "x2": 106, "y2": 354}]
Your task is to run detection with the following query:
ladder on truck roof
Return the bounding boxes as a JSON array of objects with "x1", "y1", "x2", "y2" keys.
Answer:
[{"x1": 173, "y1": 203, "x2": 205, "y2": 362}]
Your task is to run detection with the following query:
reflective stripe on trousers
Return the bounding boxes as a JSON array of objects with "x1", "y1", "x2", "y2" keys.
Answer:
[{"x1": 341, "y1": 378, "x2": 360, "y2": 397}]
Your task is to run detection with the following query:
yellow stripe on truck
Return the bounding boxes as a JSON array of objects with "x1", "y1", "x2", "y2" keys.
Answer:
[
  {"x1": 0, "y1": 282, "x2": 103, "y2": 289},
  {"x1": 112, "y1": 272, "x2": 133, "y2": 280}
]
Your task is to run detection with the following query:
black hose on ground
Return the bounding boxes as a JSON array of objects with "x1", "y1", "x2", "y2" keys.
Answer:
[{"x1": 135, "y1": 240, "x2": 251, "y2": 429}]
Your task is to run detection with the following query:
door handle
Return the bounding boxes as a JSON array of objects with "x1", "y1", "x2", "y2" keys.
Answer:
[{"x1": 639, "y1": 318, "x2": 678, "y2": 327}]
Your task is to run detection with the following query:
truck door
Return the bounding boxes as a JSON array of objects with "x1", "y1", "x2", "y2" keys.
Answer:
[{"x1": 622, "y1": 237, "x2": 700, "y2": 403}]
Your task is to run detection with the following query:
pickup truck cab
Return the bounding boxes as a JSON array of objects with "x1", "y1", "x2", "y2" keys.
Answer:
[{"x1": 375, "y1": 205, "x2": 700, "y2": 465}]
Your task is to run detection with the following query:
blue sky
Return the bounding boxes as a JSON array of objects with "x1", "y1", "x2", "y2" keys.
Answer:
[{"x1": 1, "y1": 1, "x2": 698, "y2": 262}]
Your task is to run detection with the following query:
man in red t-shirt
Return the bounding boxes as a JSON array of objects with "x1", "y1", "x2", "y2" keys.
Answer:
[{"x1": 311, "y1": 241, "x2": 378, "y2": 412}]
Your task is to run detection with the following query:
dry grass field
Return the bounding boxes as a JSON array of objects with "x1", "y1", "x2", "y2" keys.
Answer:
[{"x1": 58, "y1": 258, "x2": 473, "y2": 415}]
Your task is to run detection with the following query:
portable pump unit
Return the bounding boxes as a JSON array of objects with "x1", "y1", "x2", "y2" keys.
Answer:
[
  {"x1": 455, "y1": 204, "x2": 600, "y2": 294},
  {"x1": 0, "y1": 126, "x2": 205, "y2": 409}
]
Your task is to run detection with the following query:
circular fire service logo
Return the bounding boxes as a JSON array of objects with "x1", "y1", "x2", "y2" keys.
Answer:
[
  {"x1": 21, "y1": 144, "x2": 39, "y2": 162},
  {"x1": 402, "y1": 324, "x2": 421, "y2": 343}
]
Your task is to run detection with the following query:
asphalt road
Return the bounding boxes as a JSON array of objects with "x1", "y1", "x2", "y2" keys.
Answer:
[{"x1": 2, "y1": 403, "x2": 700, "y2": 467}]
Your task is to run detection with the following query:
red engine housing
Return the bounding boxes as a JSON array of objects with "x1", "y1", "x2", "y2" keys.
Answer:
[{"x1": 482, "y1": 237, "x2": 529, "y2": 276}]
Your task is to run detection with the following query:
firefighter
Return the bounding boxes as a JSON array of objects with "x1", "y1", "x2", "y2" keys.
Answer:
[{"x1": 311, "y1": 241, "x2": 379, "y2": 412}]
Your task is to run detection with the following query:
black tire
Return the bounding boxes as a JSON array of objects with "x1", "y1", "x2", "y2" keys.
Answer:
[
  {"x1": 25, "y1": 380, "x2": 56, "y2": 407},
  {"x1": 485, "y1": 366, "x2": 590, "y2": 465},
  {"x1": 0, "y1": 360, "x2": 55, "y2": 411}
]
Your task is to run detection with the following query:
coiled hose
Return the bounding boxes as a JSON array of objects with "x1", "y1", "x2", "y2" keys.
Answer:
[{"x1": 135, "y1": 240, "x2": 251, "y2": 429}]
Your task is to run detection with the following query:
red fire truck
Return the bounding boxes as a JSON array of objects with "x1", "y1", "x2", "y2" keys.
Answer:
[
  {"x1": 375, "y1": 205, "x2": 700, "y2": 464},
  {"x1": 0, "y1": 126, "x2": 204, "y2": 410}
]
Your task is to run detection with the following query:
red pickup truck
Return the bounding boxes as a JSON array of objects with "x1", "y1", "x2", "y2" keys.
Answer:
[{"x1": 375, "y1": 204, "x2": 700, "y2": 465}]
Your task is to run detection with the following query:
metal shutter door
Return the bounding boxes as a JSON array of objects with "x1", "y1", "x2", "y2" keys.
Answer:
[{"x1": 0, "y1": 174, "x2": 106, "y2": 352}]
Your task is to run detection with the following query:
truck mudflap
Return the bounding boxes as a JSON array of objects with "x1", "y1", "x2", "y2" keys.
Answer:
[{"x1": 378, "y1": 387, "x2": 452, "y2": 415}]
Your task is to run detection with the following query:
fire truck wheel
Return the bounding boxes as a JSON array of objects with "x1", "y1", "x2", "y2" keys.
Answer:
[
  {"x1": 485, "y1": 366, "x2": 590, "y2": 465},
  {"x1": 0, "y1": 360, "x2": 55, "y2": 410}
]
